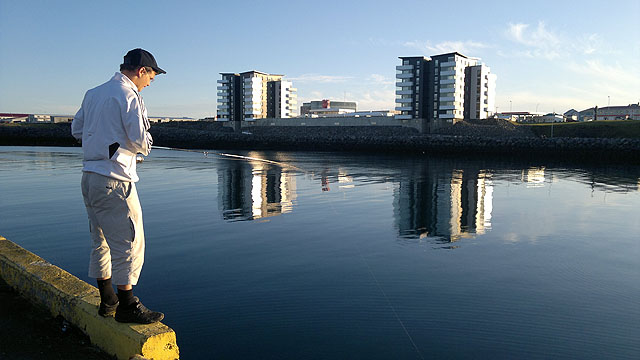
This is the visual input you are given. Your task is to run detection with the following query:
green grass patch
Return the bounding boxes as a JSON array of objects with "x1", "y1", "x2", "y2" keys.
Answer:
[{"x1": 522, "y1": 120, "x2": 640, "y2": 138}]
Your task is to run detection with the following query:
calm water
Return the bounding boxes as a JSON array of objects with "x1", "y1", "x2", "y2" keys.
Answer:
[{"x1": 1, "y1": 146, "x2": 639, "y2": 359}]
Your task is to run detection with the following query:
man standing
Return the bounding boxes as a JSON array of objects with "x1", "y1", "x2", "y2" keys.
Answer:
[{"x1": 72, "y1": 48, "x2": 165, "y2": 324}]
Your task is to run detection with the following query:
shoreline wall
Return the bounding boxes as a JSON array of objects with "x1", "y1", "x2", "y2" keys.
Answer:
[{"x1": 2, "y1": 122, "x2": 640, "y2": 163}]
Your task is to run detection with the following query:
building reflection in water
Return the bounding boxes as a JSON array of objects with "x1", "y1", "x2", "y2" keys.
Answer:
[
  {"x1": 393, "y1": 165, "x2": 493, "y2": 243},
  {"x1": 522, "y1": 167, "x2": 546, "y2": 188},
  {"x1": 218, "y1": 159, "x2": 296, "y2": 221}
]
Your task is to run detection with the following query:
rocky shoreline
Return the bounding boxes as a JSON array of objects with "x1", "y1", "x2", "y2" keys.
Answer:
[{"x1": 2, "y1": 121, "x2": 639, "y2": 162}]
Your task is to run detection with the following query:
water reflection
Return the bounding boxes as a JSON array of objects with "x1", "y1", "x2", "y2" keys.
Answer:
[
  {"x1": 217, "y1": 159, "x2": 296, "y2": 221},
  {"x1": 393, "y1": 162, "x2": 493, "y2": 243},
  {"x1": 523, "y1": 167, "x2": 547, "y2": 187}
]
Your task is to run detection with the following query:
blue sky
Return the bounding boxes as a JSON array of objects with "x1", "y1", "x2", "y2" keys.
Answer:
[{"x1": 1, "y1": 0, "x2": 638, "y2": 118}]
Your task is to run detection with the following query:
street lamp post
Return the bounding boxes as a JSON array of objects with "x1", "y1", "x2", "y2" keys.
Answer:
[{"x1": 510, "y1": 100, "x2": 512, "y2": 112}]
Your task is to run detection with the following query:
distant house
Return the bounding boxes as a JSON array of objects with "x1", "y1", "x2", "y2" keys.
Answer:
[
  {"x1": 28, "y1": 114, "x2": 52, "y2": 123},
  {"x1": 148, "y1": 117, "x2": 198, "y2": 123},
  {"x1": 495, "y1": 111, "x2": 542, "y2": 123},
  {"x1": 563, "y1": 109, "x2": 579, "y2": 122},
  {"x1": 533, "y1": 113, "x2": 564, "y2": 123},
  {"x1": 0, "y1": 113, "x2": 29, "y2": 123},
  {"x1": 594, "y1": 104, "x2": 640, "y2": 121},
  {"x1": 579, "y1": 108, "x2": 595, "y2": 121},
  {"x1": 52, "y1": 115, "x2": 73, "y2": 123},
  {"x1": 578, "y1": 104, "x2": 640, "y2": 121},
  {"x1": 1, "y1": 113, "x2": 73, "y2": 123}
]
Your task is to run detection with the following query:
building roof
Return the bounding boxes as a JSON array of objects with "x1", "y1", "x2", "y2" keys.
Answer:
[
  {"x1": 430, "y1": 51, "x2": 470, "y2": 59},
  {"x1": 0, "y1": 113, "x2": 30, "y2": 117},
  {"x1": 399, "y1": 56, "x2": 430, "y2": 61},
  {"x1": 400, "y1": 52, "x2": 478, "y2": 62},
  {"x1": 219, "y1": 71, "x2": 284, "y2": 77},
  {"x1": 600, "y1": 104, "x2": 640, "y2": 110},
  {"x1": 240, "y1": 70, "x2": 283, "y2": 77}
]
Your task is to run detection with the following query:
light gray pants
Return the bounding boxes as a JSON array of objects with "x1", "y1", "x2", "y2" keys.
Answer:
[{"x1": 81, "y1": 172, "x2": 145, "y2": 286}]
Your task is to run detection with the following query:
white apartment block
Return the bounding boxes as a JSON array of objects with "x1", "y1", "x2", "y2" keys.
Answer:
[
  {"x1": 395, "y1": 52, "x2": 496, "y2": 123},
  {"x1": 217, "y1": 71, "x2": 296, "y2": 122},
  {"x1": 272, "y1": 80, "x2": 297, "y2": 118},
  {"x1": 465, "y1": 64, "x2": 497, "y2": 120}
]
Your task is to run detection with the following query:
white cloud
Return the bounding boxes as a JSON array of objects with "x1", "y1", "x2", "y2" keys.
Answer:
[
  {"x1": 504, "y1": 21, "x2": 562, "y2": 60},
  {"x1": 506, "y1": 22, "x2": 560, "y2": 47},
  {"x1": 566, "y1": 60, "x2": 640, "y2": 104},
  {"x1": 574, "y1": 33, "x2": 601, "y2": 55},
  {"x1": 366, "y1": 74, "x2": 394, "y2": 85},
  {"x1": 569, "y1": 59, "x2": 639, "y2": 83},
  {"x1": 352, "y1": 90, "x2": 395, "y2": 111},
  {"x1": 403, "y1": 40, "x2": 489, "y2": 55},
  {"x1": 497, "y1": 91, "x2": 593, "y2": 114},
  {"x1": 288, "y1": 73, "x2": 353, "y2": 83}
]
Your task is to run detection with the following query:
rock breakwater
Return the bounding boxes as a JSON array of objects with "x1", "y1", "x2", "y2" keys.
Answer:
[{"x1": 2, "y1": 122, "x2": 639, "y2": 162}]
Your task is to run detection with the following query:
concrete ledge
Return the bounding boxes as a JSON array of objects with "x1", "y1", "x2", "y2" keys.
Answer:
[{"x1": 0, "y1": 235, "x2": 179, "y2": 360}]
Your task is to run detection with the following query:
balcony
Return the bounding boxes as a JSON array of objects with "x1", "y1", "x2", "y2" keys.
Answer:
[
  {"x1": 440, "y1": 70, "x2": 455, "y2": 76},
  {"x1": 396, "y1": 98, "x2": 413, "y2": 104},
  {"x1": 217, "y1": 111, "x2": 229, "y2": 116},
  {"x1": 217, "y1": 86, "x2": 229, "y2": 90},
  {"x1": 396, "y1": 81, "x2": 413, "y2": 87},
  {"x1": 244, "y1": 101, "x2": 260, "y2": 108},
  {"x1": 395, "y1": 90, "x2": 413, "y2": 96},
  {"x1": 439, "y1": 105, "x2": 455, "y2": 110},
  {"x1": 217, "y1": 79, "x2": 229, "y2": 84},
  {"x1": 440, "y1": 61, "x2": 456, "y2": 67},
  {"x1": 439, "y1": 113, "x2": 455, "y2": 119},
  {"x1": 440, "y1": 87, "x2": 455, "y2": 93},
  {"x1": 396, "y1": 73, "x2": 413, "y2": 79},
  {"x1": 396, "y1": 65, "x2": 414, "y2": 71},
  {"x1": 440, "y1": 96, "x2": 455, "y2": 101},
  {"x1": 217, "y1": 104, "x2": 230, "y2": 110},
  {"x1": 395, "y1": 106, "x2": 413, "y2": 111},
  {"x1": 395, "y1": 114, "x2": 413, "y2": 120},
  {"x1": 440, "y1": 79, "x2": 455, "y2": 85}
]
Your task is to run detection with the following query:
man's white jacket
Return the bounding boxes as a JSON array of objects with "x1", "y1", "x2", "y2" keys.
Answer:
[{"x1": 72, "y1": 72, "x2": 153, "y2": 182}]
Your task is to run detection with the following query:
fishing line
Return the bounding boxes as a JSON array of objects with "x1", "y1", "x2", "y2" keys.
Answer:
[
  {"x1": 354, "y1": 242, "x2": 425, "y2": 360},
  {"x1": 323, "y1": 180, "x2": 424, "y2": 359}
]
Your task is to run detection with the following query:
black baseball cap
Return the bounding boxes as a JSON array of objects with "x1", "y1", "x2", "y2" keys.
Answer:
[{"x1": 122, "y1": 48, "x2": 166, "y2": 74}]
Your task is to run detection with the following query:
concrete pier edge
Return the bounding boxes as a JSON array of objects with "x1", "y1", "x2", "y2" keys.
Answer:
[{"x1": 0, "y1": 235, "x2": 179, "y2": 360}]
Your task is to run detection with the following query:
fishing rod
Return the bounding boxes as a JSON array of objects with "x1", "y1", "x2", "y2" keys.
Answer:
[{"x1": 150, "y1": 145, "x2": 306, "y2": 172}]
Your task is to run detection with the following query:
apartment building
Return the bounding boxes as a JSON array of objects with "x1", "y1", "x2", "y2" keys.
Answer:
[
  {"x1": 217, "y1": 71, "x2": 297, "y2": 122},
  {"x1": 395, "y1": 52, "x2": 496, "y2": 123}
]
